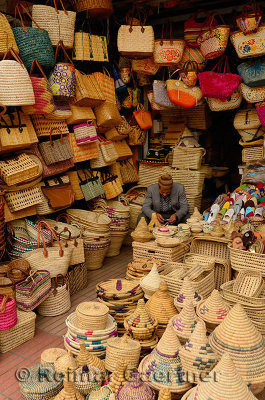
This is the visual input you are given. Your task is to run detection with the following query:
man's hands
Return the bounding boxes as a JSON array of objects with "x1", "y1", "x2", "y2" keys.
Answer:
[
  {"x1": 168, "y1": 214, "x2": 177, "y2": 225},
  {"x1": 156, "y1": 213, "x2": 164, "y2": 224}
]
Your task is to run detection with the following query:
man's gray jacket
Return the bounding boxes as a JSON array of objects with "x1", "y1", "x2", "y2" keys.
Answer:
[{"x1": 142, "y1": 183, "x2": 189, "y2": 221}]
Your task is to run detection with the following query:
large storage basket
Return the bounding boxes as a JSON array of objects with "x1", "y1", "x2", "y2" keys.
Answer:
[
  {"x1": 132, "y1": 240, "x2": 190, "y2": 264},
  {"x1": 172, "y1": 147, "x2": 206, "y2": 170},
  {"x1": 190, "y1": 237, "x2": 231, "y2": 260},
  {"x1": 170, "y1": 168, "x2": 205, "y2": 196},
  {"x1": 229, "y1": 245, "x2": 265, "y2": 276},
  {"x1": 138, "y1": 162, "x2": 170, "y2": 186},
  {"x1": 242, "y1": 146, "x2": 264, "y2": 163},
  {"x1": 186, "y1": 195, "x2": 202, "y2": 213},
  {"x1": 66, "y1": 263, "x2": 88, "y2": 296}
]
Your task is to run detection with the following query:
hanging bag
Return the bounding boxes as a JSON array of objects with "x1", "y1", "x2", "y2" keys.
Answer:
[
  {"x1": 153, "y1": 69, "x2": 177, "y2": 108},
  {"x1": 184, "y1": 9, "x2": 217, "y2": 48},
  {"x1": 67, "y1": 104, "x2": 95, "y2": 125},
  {"x1": 38, "y1": 129, "x2": 73, "y2": 165},
  {"x1": 94, "y1": 102, "x2": 122, "y2": 128},
  {"x1": 48, "y1": 41, "x2": 76, "y2": 98},
  {"x1": 0, "y1": 153, "x2": 39, "y2": 186},
  {"x1": 237, "y1": 59, "x2": 265, "y2": 87},
  {"x1": 166, "y1": 70, "x2": 203, "y2": 108},
  {"x1": 98, "y1": 136, "x2": 119, "y2": 164},
  {"x1": 21, "y1": 220, "x2": 73, "y2": 277},
  {"x1": 131, "y1": 58, "x2": 160, "y2": 76},
  {"x1": 120, "y1": 159, "x2": 138, "y2": 184},
  {"x1": 240, "y1": 83, "x2": 265, "y2": 104},
  {"x1": 236, "y1": 1, "x2": 262, "y2": 34},
  {"x1": 54, "y1": 230, "x2": 84, "y2": 265},
  {"x1": 179, "y1": 60, "x2": 198, "y2": 87},
  {"x1": 74, "y1": 70, "x2": 105, "y2": 107},
  {"x1": 0, "y1": 13, "x2": 19, "y2": 56},
  {"x1": 41, "y1": 175, "x2": 75, "y2": 209},
  {"x1": 177, "y1": 46, "x2": 207, "y2": 72},
  {"x1": 71, "y1": 0, "x2": 113, "y2": 16},
  {"x1": 154, "y1": 22, "x2": 185, "y2": 65},
  {"x1": 0, "y1": 48, "x2": 35, "y2": 106},
  {"x1": 22, "y1": 59, "x2": 55, "y2": 115},
  {"x1": 73, "y1": 120, "x2": 98, "y2": 145},
  {"x1": 77, "y1": 170, "x2": 105, "y2": 201},
  {"x1": 13, "y1": 4, "x2": 55, "y2": 71},
  {"x1": 198, "y1": 56, "x2": 242, "y2": 99},
  {"x1": 206, "y1": 88, "x2": 242, "y2": 112},
  {"x1": 197, "y1": 13, "x2": 230, "y2": 60},
  {"x1": 256, "y1": 99, "x2": 265, "y2": 126},
  {"x1": 68, "y1": 132, "x2": 99, "y2": 163},
  {"x1": 92, "y1": 67, "x2": 116, "y2": 104},
  {"x1": 133, "y1": 104, "x2": 152, "y2": 130},
  {"x1": 32, "y1": 0, "x2": 76, "y2": 49},
  {"x1": 37, "y1": 274, "x2": 71, "y2": 316},
  {"x1": 230, "y1": 25, "x2": 265, "y2": 59}
]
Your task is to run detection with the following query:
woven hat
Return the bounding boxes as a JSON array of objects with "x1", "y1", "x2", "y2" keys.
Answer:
[
  {"x1": 76, "y1": 340, "x2": 106, "y2": 371},
  {"x1": 146, "y1": 282, "x2": 177, "y2": 327},
  {"x1": 182, "y1": 353, "x2": 258, "y2": 400},
  {"x1": 138, "y1": 322, "x2": 192, "y2": 395},
  {"x1": 53, "y1": 378, "x2": 84, "y2": 400},
  {"x1": 158, "y1": 174, "x2": 173, "y2": 190},
  {"x1": 108, "y1": 359, "x2": 128, "y2": 394},
  {"x1": 209, "y1": 304, "x2": 265, "y2": 393},
  {"x1": 179, "y1": 320, "x2": 218, "y2": 384},
  {"x1": 124, "y1": 299, "x2": 158, "y2": 340},
  {"x1": 171, "y1": 300, "x2": 199, "y2": 344},
  {"x1": 116, "y1": 371, "x2": 155, "y2": 400},
  {"x1": 140, "y1": 264, "x2": 161, "y2": 299},
  {"x1": 174, "y1": 277, "x2": 203, "y2": 310},
  {"x1": 196, "y1": 290, "x2": 230, "y2": 332}
]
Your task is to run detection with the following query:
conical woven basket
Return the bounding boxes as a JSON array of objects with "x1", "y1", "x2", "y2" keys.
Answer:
[
  {"x1": 196, "y1": 289, "x2": 230, "y2": 332},
  {"x1": 171, "y1": 300, "x2": 199, "y2": 344},
  {"x1": 75, "y1": 366, "x2": 103, "y2": 395},
  {"x1": 76, "y1": 340, "x2": 106, "y2": 371},
  {"x1": 105, "y1": 334, "x2": 141, "y2": 372},
  {"x1": 179, "y1": 320, "x2": 218, "y2": 384},
  {"x1": 140, "y1": 264, "x2": 161, "y2": 299},
  {"x1": 54, "y1": 379, "x2": 84, "y2": 400},
  {"x1": 138, "y1": 322, "x2": 191, "y2": 395},
  {"x1": 209, "y1": 304, "x2": 265, "y2": 394},
  {"x1": 174, "y1": 277, "x2": 203, "y2": 310},
  {"x1": 181, "y1": 353, "x2": 258, "y2": 400},
  {"x1": 124, "y1": 298, "x2": 158, "y2": 340},
  {"x1": 131, "y1": 217, "x2": 153, "y2": 243},
  {"x1": 96, "y1": 279, "x2": 142, "y2": 301},
  {"x1": 108, "y1": 359, "x2": 127, "y2": 394},
  {"x1": 116, "y1": 371, "x2": 155, "y2": 400}
]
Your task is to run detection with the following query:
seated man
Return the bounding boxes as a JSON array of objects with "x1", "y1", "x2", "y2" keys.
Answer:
[{"x1": 138, "y1": 174, "x2": 189, "y2": 225}]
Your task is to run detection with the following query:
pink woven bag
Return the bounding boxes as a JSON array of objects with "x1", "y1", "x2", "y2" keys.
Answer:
[
  {"x1": 256, "y1": 101, "x2": 265, "y2": 126},
  {"x1": 0, "y1": 294, "x2": 17, "y2": 330}
]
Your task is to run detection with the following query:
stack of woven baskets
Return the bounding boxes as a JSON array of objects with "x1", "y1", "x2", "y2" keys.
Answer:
[
  {"x1": 105, "y1": 334, "x2": 141, "y2": 373},
  {"x1": 66, "y1": 209, "x2": 111, "y2": 270},
  {"x1": 105, "y1": 201, "x2": 130, "y2": 257},
  {"x1": 64, "y1": 301, "x2": 118, "y2": 358},
  {"x1": 126, "y1": 258, "x2": 163, "y2": 280},
  {"x1": 96, "y1": 279, "x2": 144, "y2": 335}
]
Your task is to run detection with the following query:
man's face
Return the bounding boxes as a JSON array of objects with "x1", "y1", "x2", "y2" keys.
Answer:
[{"x1": 159, "y1": 188, "x2": 171, "y2": 198}]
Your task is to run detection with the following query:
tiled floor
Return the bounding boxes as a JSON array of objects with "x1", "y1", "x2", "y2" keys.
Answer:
[{"x1": 0, "y1": 246, "x2": 132, "y2": 400}]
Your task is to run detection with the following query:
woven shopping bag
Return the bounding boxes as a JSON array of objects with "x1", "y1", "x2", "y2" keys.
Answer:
[
  {"x1": 46, "y1": 99, "x2": 72, "y2": 120},
  {"x1": 184, "y1": 10, "x2": 217, "y2": 48},
  {"x1": 94, "y1": 101, "x2": 122, "y2": 128},
  {"x1": 22, "y1": 59, "x2": 55, "y2": 115},
  {"x1": 240, "y1": 84, "x2": 265, "y2": 104},
  {"x1": 231, "y1": 25, "x2": 265, "y2": 59},
  {"x1": 71, "y1": 0, "x2": 113, "y2": 16},
  {"x1": 67, "y1": 104, "x2": 95, "y2": 125},
  {"x1": 113, "y1": 139, "x2": 133, "y2": 160},
  {"x1": 21, "y1": 221, "x2": 73, "y2": 277},
  {"x1": 48, "y1": 41, "x2": 76, "y2": 98},
  {"x1": 54, "y1": 230, "x2": 84, "y2": 265},
  {"x1": 153, "y1": 79, "x2": 176, "y2": 108},
  {"x1": 74, "y1": 70, "x2": 105, "y2": 107},
  {"x1": 0, "y1": 48, "x2": 35, "y2": 106},
  {"x1": 66, "y1": 170, "x2": 84, "y2": 200},
  {"x1": 15, "y1": 270, "x2": 51, "y2": 311},
  {"x1": 31, "y1": 115, "x2": 69, "y2": 137},
  {"x1": 206, "y1": 88, "x2": 242, "y2": 112},
  {"x1": 4, "y1": 186, "x2": 43, "y2": 212},
  {"x1": 0, "y1": 13, "x2": 19, "y2": 56},
  {"x1": 68, "y1": 132, "x2": 99, "y2": 163},
  {"x1": 102, "y1": 174, "x2": 123, "y2": 200},
  {"x1": 105, "y1": 127, "x2": 127, "y2": 142},
  {"x1": 92, "y1": 68, "x2": 116, "y2": 104},
  {"x1": 154, "y1": 22, "x2": 185, "y2": 65},
  {"x1": 237, "y1": 58, "x2": 265, "y2": 87},
  {"x1": 177, "y1": 46, "x2": 207, "y2": 72},
  {"x1": 115, "y1": 116, "x2": 132, "y2": 137},
  {"x1": 0, "y1": 295, "x2": 17, "y2": 330},
  {"x1": 236, "y1": 1, "x2": 262, "y2": 34},
  {"x1": 133, "y1": 104, "x2": 152, "y2": 129},
  {"x1": 128, "y1": 125, "x2": 146, "y2": 146},
  {"x1": 98, "y1": 136, "x2": 119, "y2": 163},
  {"x1": 0, "y1": 110, "x2": 38, "y2": 152},
  {"x1": 120, "y1": 159, "x2": 138, "y2": 184},
  {"x1": 0, "y1": 153, "x2": 39, "y2": 186},
  {"x1": 77, "y1": 170, "x2": 105, "y2": 201},
  {"x1": 73, "y1": 31, "x2": 109, "y2": 62},
  {"x1": 73, "y1": 120, "x2": 97, "y2": 145},
  {"x1": 41, "y1": 175, "x2": 75, "y2": 210},
  {"x1": 132, "y1": 58, "x2": 160, "y2": 75},
  {"x1": 32, "y1": 0, "x2": 76, "y2": 49},
  {"x1": 37, "y1": 274, "x2": 71, "y2": 316},
  {"x1": 13, "y1": 4, "x2": 55, "y2": 71},
  {"x1": 166, "y1": 71, "x2": 202, "y2": 108},
  {"x1": 38, "y1": 130, "x2": 73, "y2": 165}
]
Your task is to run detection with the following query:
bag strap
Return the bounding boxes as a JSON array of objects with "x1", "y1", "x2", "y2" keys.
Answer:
[
  {"x1": 102, "y1": 67, "x2": 111, "y2": 77},
  {"x1": 37, "y1": 220, "x2": 64, "y2": 257},
  {"x1": 211, "y1": 55, "x2": 230, "y2": 73},
  {"x1": 2, "y1": 48, "x2": 26, "y2": 66},
  {"x1": 50, "y1": 128, "x2": 64, "y2": 143},
  {"x1": 52, "y1": 273, "x2": 66, "y2": 295},
  {"x1": 0, "y1": 295, "x2": 9, "y2": 313},
  {"x1": 46, "y1": 0, "x2": 68, "y2": 15},
  {"x1": 241, "y1": 1, "x2": 262, "y2": 20},
  {"x1": 30, "y1": 59, "x2": 47, "y2": 78},
  {"x1": 56, "y1": 213, "x2": 70, "y2": 223},
  {"x1": 181, "y1": 60, "x2": 198, "y2": 74},
  {"x1": 14, "y1": 3, "x2": 43, "y2": 33},
  {"x1": 54, "y1": 41, "x2": 74, "y2": 65}
]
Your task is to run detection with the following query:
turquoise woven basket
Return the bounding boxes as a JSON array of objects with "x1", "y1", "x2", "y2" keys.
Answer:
[{"x1": 13, "y1": 27, "x2": 55, "y2": 71}]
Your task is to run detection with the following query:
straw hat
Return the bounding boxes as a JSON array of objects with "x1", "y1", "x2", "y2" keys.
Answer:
[
  {"x1": 158, "y1": 388, "x2": 171, "y2": 400},
  {"x1": 116, "y1": 371, "x2": 155, "y2": 400},
  {"x1": 209, "y1": 304, "x2": 265, "y2": 394},
  {"x1": 54, "y1": 350, "x2": 78, "y2": 375},
  {"x1": 138, "y1": 322, "x2": 192, "y2": 394},
  {"x1": 140, "y1": 264, "x2": 161, "y2": 299},
  {"x1": 196, "y1": 289, "x2": 231, "y2": 332},
  {"x1": 179, "y1": 320, "x2": 218, "y2": 384},
  {"x1": 108, "y1": 359, "x2": 128, "y2": 394},
  {"x1": 53, "y1": 378, "x2": 84, "y2": 400},
  {"x1": 182, "y1": 353, "x2": 258, "y2": 399},
  {"x1": 174, "y1": 277, "x2": 203, "y2": 310},
  {"x1": 41, "y1": 348, "x2": 67, "y2": 366},
  {"x1": 124, "y1": 299, "x2": 158, "y2": 340},
  {"x1": 76, "y1": 341, "x2": 106, "y2": 371},
  {"x1": 171, "y1": 300, "x2": 199, "y2": 344},
  {"x1": 131, "y1": 217, "x2": 154, "y2": 242}
]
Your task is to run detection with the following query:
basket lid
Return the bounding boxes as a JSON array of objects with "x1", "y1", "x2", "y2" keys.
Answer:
[
  {"x1": 54, "y1": 350, "x2": 78, "y2": 374},
  {"x1": 19, "y1": 363, "x2": 63, "y2": 394},
  {"x1": 96, "y1": 279, "x2": 142, "y2": 299},
  {"x1": 107, "y1": 334, "x2": 141, "y2": 351},
  {"x1": 197, "y1": 289, "x2": 230, "y2": 324},
  {"x1": 125, "y1": 299, "x2": 157, "y2": 331},
  {"x1": 76, "y1": 301, "x2": 109, "y2": 317},
  {"x1": 172, "y1": 300, "x2": 199, "y2": 340},
  {"x1": 116, "y1": 371, "x2": 155, "y2": 400},
  {"x1": 140, "y1": 264, "x2": 161, "y2": 290},
  {"x1": 41, "y1": 348, "x2": 67, "y2": 364},
  {"x1": 174, "y1": 277, "x2": 203, "y2": 308}
]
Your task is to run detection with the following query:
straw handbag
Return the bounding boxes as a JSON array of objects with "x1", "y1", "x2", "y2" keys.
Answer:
[
  {"x1": 0, "y1": 13, "x2": 19, "y2": 56},
  {"x1": 31, "y1": 115, "x2": 69, "y2": 137},
  {"x1": 46, "y1": 99, "x2": 72, "y2": 120},
  {"x1": 40, "y1": 175, "x2": 75, "y2": 210},
  {"x1": 118, "y1": 12, "x2": 154, "y2": 59},
  {"x1": 0, "y1": 48, "x2": 35, "y2": 106},
  {"x1": 105, "y1": 127, "x2": 127, "y2": 142},
  {"x1": 98, "y1": 136, "x2": 119, "y2": 163},
  {"x1": 77, "y1": 170, "x2": 105, "y2": 201},
  {"x1": 184, "y1": 10, "x2": 217, "y2": 48},
  {"x1": 73, "y1": 32, "x2": 109, "y2": 62},
  {"x1": 177, "y1": 46, "x2": 207, "y2": 72},
  {"x1": 256, "y1": 100, "x2": 265, "y2": 126},
  {"x1": 0, "y1": 153, "x2": 39, "y2": 186},
  {"x1": 5, "y1": 186, "x2": 43, "y2": 212},
  {"x1": 116, "y1": 116, "x2": 132, "y2": 137},
  {"x1": 66, "y1": 170, "x2": 84, "y2": 200},
  {"x1": 133, "y1": 104, "x2": 152, "y2": 130},
  {"x1": 236, "y1": 1, "x2": 262, "y2": 34},
  {"x1": 22, "y1": 59, "x2": 55, "y2": 115},
  {"x1": 153, "y1": 79, "x2": 176, "y2": 108},
  {"x1": 197, "y1": 14, "x2": 230, "y2": 60},
  {"x1": 0, "y1": 295, "x2": 17, "y2": 331},
  {"x1": 166, "y1": 74, "x2": 202, "y2": 108},
  {"x1": 233, "y1": 108, "x2": 260, "y2": 132},
  {"x1": 67, "y1": 104, "x2": 95, "y2": 125},
  {"x1": 94, "y1": 102, "x2": 122, "y2": 128},
  {"x1": 92, "y1": 68, "x2": 116, "y2": 104},
  {"x1": 206, "y1": 88, "x2": 242, "y2": 112},
  {"x1": 240, "y1": 83, "x2": 265, "y2": 103},
  {"x1": 73, "y1": 121, "x2": 98, "y2": 145},
  {"x1": 68, "y1": 132, "x2": 99, "y2": 163},
  {"x1": 90, "y1": 142, "x2": 114, "y2": 169},
  {"x1": 120, "y1": 159, "x2": 138, "y2": 184},
  {"x1": 113, "y1": 140, "x2": 133, "y2": 160},
  {"x1": 128, "y1": 125, "x2": 146, "y2": 146},
  {"x1": 132, "y1": 58, "x2": 160, "y2": 75},
  {"x1": 0, "y1": 110, "x2": 38, "y2": 152},
  {"x1": 38, "y1": 130, "x2": 73, "y2": 165},
  {"x1": 13, "y1": 4, "x2": 55, "y2": 71},
  {"x1": 237, "y1": 58, "x2": 265, "y2": 87},
  {"x1": 71, "y1": 0, "x2": 113, "y2": 16},
  {"x1": 21, "y1": 221, "x2": 73, "y2": 278},
  {"x1": 154, "y1": 22, "x2": 185, "y2": 65},
  {"x1": 102, "y1": 175, "x2": 123, "y2": 200},
  {"x1": 231, "y1": 25, "x2": 265, "y2": 59},
  {"x1": 48, "y1": 41, "x2": 76, "y2": 98},
  {"x1": 32, "y1": 0, "x2": 76, "y2": 49},
  {"x1": 15, "y1": 270, "x2": 52, "y2": 311},
  {"x1": 37, "y1": 274, "x2": 70, "y2": 316},
  {"x1": 74, "y1": 70, "x2": 105, "y2": 107}
]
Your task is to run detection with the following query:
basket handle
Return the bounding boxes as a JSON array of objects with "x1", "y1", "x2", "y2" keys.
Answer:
[
  {"x1": 102, "y1": 67, "x2": 111, "y2": 77},
  {"x1": 49, "y1": 128, "x2": 63, "y2": 144},
  {"x1": 241, "y1": 1, "x2": 262, "y2": 20},
  {"x1": 7, "y1": 264, "x2": 30, "y2": 280},
  {"x1": 0, "y1": 294, "x2": 8, "y2": 313},
  {"x1": 46, "y1": 0, "x2": 68, "y2": 15},
  {"x1": 52, "y1": 273, "x2": 66, "y2": 294},
  {"x1": 14, "y1": 3, "x2": 43, "y2": 33},
  {"x1": 56, "y1": 213, "x2": 70, "y2": 224},
  {"x1": 2, "y1": 48, "x2": 26, "y2": 66},
  {"x1": 30, "y1": 59, "x2": 47, "y2": 78},
  {"x1": 37, "y1": 220, "x2": 64, "y2": 258},
  {"x1": 54, "y1": 41, "x2": 74, "y2": 65}
]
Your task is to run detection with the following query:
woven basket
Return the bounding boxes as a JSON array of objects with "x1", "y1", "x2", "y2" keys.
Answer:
[
  {"x1": 190, "y1": 236, "x2": 230, "y2": 260},
  {"x1": 41, "y1": 348, "x2": 67, "y2": 365},
  {"x1": 113, "y1": 140, "x2": 132, "y2": 161},
  {"x1": 242, "y1": 145, "x2": 264, "y2": 162},
  {"x1": 230, "y1": 26, "x2": 265, "y2": 59},
  {"x1": 37, "y1": 274, "x2": 71, "y2": 316},
  {"x1": 124, "y1": 298, "x2": 158, "y2": 340},
  {"x1": 66, "y1": 263, "x2": 88, "y2": 296},
  {"x1": 105, "y1": 127, "x2": 127, "y2": 142},
  {"x1": 0, "y1": 295, "x2": 17, "y2": 331},
  {"x1": 198, "y1": 24, "x2": 230, "y2": 60},
  {"x1": 105, "y1": 334, "x2": 141, "y2": 372},
  {"x1": 133, "y1": 240, "x2": 190, "y2": 264},
  {"x1": 229, "y1": 244, "x2": 265, "y2": 276},
  {"x1": 74, "y1": 70, "x2": 105, "y2": 107},
  {"x1": 84, "y1": 241, "x2": 110, "y2": 270},
  {"x1": 138, "y1": 162, "x2": 169, "y2": 186},
  {"x1": 196, "y1": 289, "x2": 230, "y2": 332},
  {"x1": 76, "y1": 301, "x2": 109, "y2": 330},
  {"x1": 31, "y1": 115, "x2": 69, "y2": 137},
  {"x1": 73, "y1": 33, "x2": 109, "y2": 62},
  {"x1": 0, "y1": 13, "x2": 19, "y2": 55},
  {"x1": 67, "y1": 104, "x2": 95, "y2": 125},
  {"x1": 94, "y1": 102, "x2": 122, "y2": 129},
  {"x1": 186, "y1": 194, "x2": 202, "y2": 213},
  {"x1": 172, "y1": 147, "x2": 206, "y2": 170},
  {"x1": 0, "y1": 309, "x2": 36, "y2": 353},
  {"x1": 72, "y1": 0, "x2": 113, "y2": 16},
  {"x1": 0, "y1": 153, "x2": 39, "y2": 186},
  {"x1": 221, "y1": 281, "x2": 265, "y2": 307},
  {"x1": 4, "y1": 186, "x2": 43, "y2": 212},
  {"x1": 170, "y1": 168, "x2": 205, "y2": 196},
  {"x1": 22, "y1": 72, "x2": 55, "y2": 116},
  {"x1": 117, "y1": 24, "x2": 154, "y2": 59}
]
